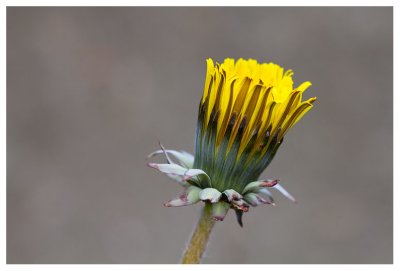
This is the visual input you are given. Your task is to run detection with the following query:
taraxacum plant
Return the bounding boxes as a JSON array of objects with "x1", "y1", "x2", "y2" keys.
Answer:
[{"x1": 147, "y1": 58, "x2": 316, "y2": 263}]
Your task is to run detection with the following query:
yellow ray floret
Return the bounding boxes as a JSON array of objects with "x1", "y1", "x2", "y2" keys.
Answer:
[{"x1": 201, "y1": 58, "x2": 316, "y2": 158}]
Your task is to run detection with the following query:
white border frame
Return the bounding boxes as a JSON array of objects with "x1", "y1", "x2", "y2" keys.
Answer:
[{"x1": 1, "y1": 1, "x2": 397, "y2": 270}]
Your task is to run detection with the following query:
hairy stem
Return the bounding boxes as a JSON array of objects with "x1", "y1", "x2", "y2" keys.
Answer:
[{"x1": 180, "y1": 203, "x2": 216, "y2": 264}]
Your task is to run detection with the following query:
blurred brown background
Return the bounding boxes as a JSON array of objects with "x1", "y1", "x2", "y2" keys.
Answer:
[{"x1": 7, "y1": 7, "x2": 392, "y2": 264}]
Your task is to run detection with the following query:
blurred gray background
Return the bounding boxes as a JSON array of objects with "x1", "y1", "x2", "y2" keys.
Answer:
[{"x1": 7, "y1": 7, "x2": 392, "y2": 264}]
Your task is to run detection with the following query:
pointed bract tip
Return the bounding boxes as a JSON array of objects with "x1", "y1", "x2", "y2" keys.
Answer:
[
  {"x1": 260, "y1": 179, "x2": 279, "y2": 187},
  {"x1": 146, "y1": 162, "x2": 158, "y2": 169},
  {"x1": 158, "y1": 141, "x2": 166, "y2": 150},
  {"x1": 235, "y1": 210, "x2": 244, "y2": 227}
]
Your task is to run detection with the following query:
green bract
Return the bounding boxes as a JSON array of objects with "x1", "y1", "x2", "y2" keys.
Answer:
[{"x1": 147, "y1": 58, "x2": 315, "y2": 226}]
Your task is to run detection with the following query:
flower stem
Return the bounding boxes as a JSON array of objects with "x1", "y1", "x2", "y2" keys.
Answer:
[{"x1": 180, "y1": 203, "x2": 216, "y2": 264}]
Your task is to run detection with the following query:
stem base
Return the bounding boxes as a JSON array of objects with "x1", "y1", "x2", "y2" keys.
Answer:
[{"x1": 180, "y1": 203, "x2": 216, "y2": 264}]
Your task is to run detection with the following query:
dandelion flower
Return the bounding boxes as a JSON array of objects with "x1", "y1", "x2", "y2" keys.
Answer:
[{"x1": 147, "y1": 58, "x2": 316, "y2": 263}]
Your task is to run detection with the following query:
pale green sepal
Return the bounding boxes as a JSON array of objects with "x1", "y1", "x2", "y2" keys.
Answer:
[
  {"x1": 211, "y1": 201, "x2": 230, "y2": 221},
  {"x1": 147, "y1": 149, "x2": 194, "y2": 168},
  {"x1": 183, "y1": 169, "x2": 210, "y2": 180},
  {"x1": 199, "y1": 188, "x2": 222, "y2": 203},
  {"x1": 231, "y1": 198, "x2": 250, "y2": 212},
  {"x1": 182, "y1": 169, "x2": 212, "y2": 187},
  {"x1": 180, "y1": 151, "x2": 195, "y2": 168},
  {"x1": 147, "y1": 163, "x2": 187, "y2": 175},
  {"x1": 148, "y1": 163, "x2": 210, "y2": 187},
  {"x1": 258, "y1": 188, "x2": 276, "y2": 206},
  {"x1": 164, "y1": 186, "x2": 202, "y2": 207},
  {"x1": 165, "y1": 173, "x2": 190, "y2": 187},
  {"x1": 273, "y1": 183, "x2": 296, "y2": 203},
  {"x1": 186, "y1": 186, "x2": 202, "y2": 202},
  {"x1": 242, "y1": 179, "x2": 278, "y2": 194},
  {"x1": 148, "y1": 163, "x2": 209, "y2": 181},
  {"x1": 223, "y1": 189, "x2": 243, "y2": 202},
  {"x1": 243, "y1": 193, "x2": 270, "y2": 207}
]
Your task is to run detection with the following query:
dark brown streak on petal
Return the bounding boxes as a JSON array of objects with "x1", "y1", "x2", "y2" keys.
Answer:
[
  {"x1": 272, "y1": 91, "x2": 301, "y2": 137},
  {"x1": 243, "y1": 84, "x2": 262, "y2": 121},
  {"x1": 279, "y1": 102, "x2": 312, "y2": 140},
  {"x1": 249, "y1": 86, "x2": 271, "y2": 135},
  {"x1": 231, "y1": 77, "x2": 252, "y2": 115},
  {"x1": 211, "y1": 71, "x2": 225, "y2": 118},
  {"x1": 217, "y1": 79, "x2": 236, "y2": 145}
]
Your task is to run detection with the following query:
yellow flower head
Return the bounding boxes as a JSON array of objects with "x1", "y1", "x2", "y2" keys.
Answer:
[
  {"x1": 194, "y1": 58, "x2": 316, "y2": 192},
  {"x1": 200, "y1": 58, "x2": 316, "y2": 158},
  {"x1": 148, "y1": 58, "x2": 316, "y2": 226}
]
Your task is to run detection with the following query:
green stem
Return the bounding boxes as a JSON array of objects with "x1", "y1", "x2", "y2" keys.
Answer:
[{"x1": 180, "y1": 203, "x2": 216, "y2": 264}]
